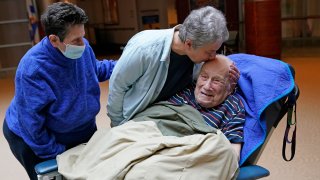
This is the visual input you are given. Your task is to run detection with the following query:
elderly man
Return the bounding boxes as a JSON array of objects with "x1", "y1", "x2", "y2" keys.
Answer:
[{"x1": 167, "y1": 54, "x2": 245, "y2": 159}]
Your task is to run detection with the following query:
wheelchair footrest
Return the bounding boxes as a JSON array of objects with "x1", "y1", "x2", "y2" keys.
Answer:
[{"x1": 35, "y1": 159, "x2": 58, "y2": 175}]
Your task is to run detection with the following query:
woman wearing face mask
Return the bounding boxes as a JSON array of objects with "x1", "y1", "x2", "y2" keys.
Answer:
[{"x1": 2, "y1": 2, "x2": 116, "y2": 180}]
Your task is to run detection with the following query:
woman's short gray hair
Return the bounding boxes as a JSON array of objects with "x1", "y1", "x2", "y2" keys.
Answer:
[{"x1": 179, "y1": 6, "x2": 229, "y2": 48}]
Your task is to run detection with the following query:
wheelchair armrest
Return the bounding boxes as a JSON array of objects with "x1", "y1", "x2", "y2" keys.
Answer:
[
  {"x1": 34, "y1": 159, "x2": 58, "y2": 175},
  {"x1": 237, "y1": 165, "x2": 270, "y2": 180}
]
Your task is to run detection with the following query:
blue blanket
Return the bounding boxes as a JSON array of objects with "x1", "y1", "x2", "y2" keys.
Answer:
[{"x1": 228, "y1": 54, "x2": 295, "y2": 165}]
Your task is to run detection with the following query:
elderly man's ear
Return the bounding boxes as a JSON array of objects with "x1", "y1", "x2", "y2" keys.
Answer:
[{"x1": 227, "y1": 82, "x2": 235, "y2": 95}]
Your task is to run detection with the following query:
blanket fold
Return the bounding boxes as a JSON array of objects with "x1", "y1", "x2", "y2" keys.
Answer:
[{"x1": 133, "y1": 101, "x2": 217, "y2": 136}]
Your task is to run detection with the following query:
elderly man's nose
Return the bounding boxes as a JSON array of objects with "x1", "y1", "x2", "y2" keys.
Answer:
[{"x1": 203, "y1": 81, "x2": 212, "y2": 89}]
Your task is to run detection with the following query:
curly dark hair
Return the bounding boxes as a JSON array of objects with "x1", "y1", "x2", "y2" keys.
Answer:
[{"x1": 40, "y1": 2, "x2": 88, "y2": 41}]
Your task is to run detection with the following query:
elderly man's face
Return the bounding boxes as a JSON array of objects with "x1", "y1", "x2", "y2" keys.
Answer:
[{"x1": 194, "y1": 58, "x2": 230, "y2": 108}]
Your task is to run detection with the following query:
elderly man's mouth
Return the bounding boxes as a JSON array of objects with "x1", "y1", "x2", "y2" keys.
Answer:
[{"x1": 201, "y1": 91, "x2": 213, "y2": 97}]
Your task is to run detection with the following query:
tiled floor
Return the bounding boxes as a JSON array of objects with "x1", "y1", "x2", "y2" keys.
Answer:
[{"x1": 1, "y1": 49, "x2": 320, "y2": 179}]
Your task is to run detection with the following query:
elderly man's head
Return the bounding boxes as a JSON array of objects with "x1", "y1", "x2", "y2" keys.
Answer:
[{"x1": 194, "y1": 54, "x2": 233, "y2": 108}]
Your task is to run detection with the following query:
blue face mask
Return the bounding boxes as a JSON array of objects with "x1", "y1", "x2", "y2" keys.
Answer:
[{"x1": 61, "y1": 43, "x2": 86, "y2": 59}]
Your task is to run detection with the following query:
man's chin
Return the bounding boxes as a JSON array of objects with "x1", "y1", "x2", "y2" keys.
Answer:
[{"x1": 198, "y1": 101, "x2": 213, "y2": 108}]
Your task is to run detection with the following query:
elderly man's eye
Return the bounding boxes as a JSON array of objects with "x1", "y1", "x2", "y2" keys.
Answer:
[
  {"x1": 213, "y1": 79, "x2": 224, "y2": 85},
  {"x1": 200, "y1": 75, "x2": 208, "y2": 80}
]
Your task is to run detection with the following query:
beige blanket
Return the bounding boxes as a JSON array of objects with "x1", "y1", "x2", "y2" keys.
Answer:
[{"x1": 57, "y1": 103, "x2": 239, "y2": 180}]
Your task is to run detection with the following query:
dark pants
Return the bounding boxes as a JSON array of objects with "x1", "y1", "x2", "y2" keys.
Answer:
[{"x1": 3, "y1": 119, "x2": 47, "y2": 180}]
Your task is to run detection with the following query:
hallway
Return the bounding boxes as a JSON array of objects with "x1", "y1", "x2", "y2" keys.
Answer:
[{"x1": 0, "y1": 48, "x2": 320, "y2": 179}]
